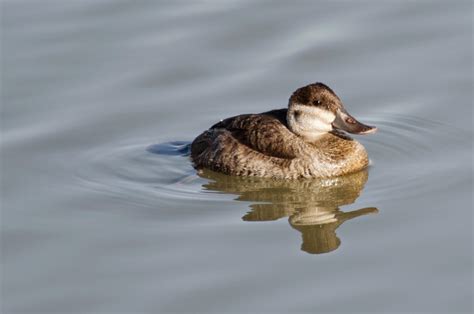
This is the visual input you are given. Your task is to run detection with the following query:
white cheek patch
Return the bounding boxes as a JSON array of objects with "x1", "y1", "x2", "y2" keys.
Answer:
[
  {"x1": 310, "y1": 117, "x2": 333, "y2": 132},
  {"x1": 295, "y1": 105, "x2": 335, "y2": 132},
  {"x1": 306, "y1": 106, "x2": 336, "y2": 124}
]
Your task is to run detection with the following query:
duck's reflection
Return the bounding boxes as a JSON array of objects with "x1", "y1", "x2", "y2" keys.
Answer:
[{"x1": 198, "y1": 169, "x2": 377, "y2": 254}]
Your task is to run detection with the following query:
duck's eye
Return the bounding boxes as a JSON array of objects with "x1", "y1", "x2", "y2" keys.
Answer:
[{"x1": 313, "y1": 100, "x2": 321, "y2": 105}]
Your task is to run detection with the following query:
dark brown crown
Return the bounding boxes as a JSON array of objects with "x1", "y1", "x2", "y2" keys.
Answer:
[{"x1": 289, "y1": 82, "x2": 341, "y2": 112}]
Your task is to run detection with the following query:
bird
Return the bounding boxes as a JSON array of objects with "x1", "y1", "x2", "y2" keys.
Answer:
[{"x1": 191, "y1": 82, "x2": 376, "y2": 179}]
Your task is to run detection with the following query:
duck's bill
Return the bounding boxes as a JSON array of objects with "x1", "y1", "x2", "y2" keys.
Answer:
[{"x1": 332, "y1": 109, "x2": 377, "y2": 135}]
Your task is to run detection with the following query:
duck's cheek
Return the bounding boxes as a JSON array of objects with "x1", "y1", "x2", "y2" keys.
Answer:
[
  {"x1": 300, "y1": 107, "x2": 335, "y2": 132},
  {"x1": 309, "y1": 118, "x2": 334, "y2": 132},
  {"x1": 304, "y1": 107, "x2": 335, "y2": 121},
  {"x1": 310, "y1": 113, "x2": 335, "y2": 132}
]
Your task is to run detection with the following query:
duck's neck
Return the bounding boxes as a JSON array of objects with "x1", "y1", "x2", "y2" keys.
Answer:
[{"x1": 281, "y1": 130, "x2": 368, "y2": 177}]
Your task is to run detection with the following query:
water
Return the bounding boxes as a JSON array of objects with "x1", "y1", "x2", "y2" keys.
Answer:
[{"x1": 2, "y1": 1, "x2": 473, "y2": 312}]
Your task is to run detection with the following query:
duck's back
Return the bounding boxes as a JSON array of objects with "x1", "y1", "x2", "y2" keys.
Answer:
[{"x1": 191, "y1": 109, "x2": 293, "y2": 177}]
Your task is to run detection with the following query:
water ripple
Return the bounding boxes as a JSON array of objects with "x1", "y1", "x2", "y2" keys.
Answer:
[
  {"x1": 75, "y1": 113, "x2": 470, "y2": 207},
  {"x1": 360, "y1": 113, "x2": 470, "y2": 201}
]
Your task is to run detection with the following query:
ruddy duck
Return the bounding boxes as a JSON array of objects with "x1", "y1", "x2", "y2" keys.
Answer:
[{"x1": 191, "y1": 83, "x2": 376, "y2": 179}]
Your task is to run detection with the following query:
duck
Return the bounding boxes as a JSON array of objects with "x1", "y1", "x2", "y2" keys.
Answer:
[{"x1": 191, "y1": 82, "x2": 376, "y2": 179}]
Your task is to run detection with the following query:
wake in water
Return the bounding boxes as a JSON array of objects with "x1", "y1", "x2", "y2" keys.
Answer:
[
  {"x1": 146, "y1": 141, "x2": 191, "y2": 157},
  {"x1": 75, "y1": 113, "x2": 470, "y2": 219}
]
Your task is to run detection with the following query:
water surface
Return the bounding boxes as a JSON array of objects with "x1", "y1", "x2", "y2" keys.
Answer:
[{"x1": 2, "y1": 1, "x2": 472, "y2": 313}]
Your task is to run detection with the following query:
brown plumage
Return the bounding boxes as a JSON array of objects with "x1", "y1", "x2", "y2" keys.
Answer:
[{"x1": 191, "y1": 83, "x2": 376, "y2": 179}]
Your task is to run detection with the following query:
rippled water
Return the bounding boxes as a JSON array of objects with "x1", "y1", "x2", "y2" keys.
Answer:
[{"x1": 2, "y1": 1, "x2": 472, "y2": 313}]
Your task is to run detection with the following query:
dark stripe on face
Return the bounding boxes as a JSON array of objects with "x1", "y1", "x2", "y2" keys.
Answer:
[{"x1": 294, "y1": 110, "x2": 302, "y2": 120}]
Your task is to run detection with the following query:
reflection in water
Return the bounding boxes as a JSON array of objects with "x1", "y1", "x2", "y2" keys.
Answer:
[{"x1": 198, "y1": 169, "x2": 378, "y2": 254}]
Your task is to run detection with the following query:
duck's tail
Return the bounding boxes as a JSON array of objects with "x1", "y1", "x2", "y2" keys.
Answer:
[{"x1": 190, "y1": 130, "x2": 214, "y2": 160}]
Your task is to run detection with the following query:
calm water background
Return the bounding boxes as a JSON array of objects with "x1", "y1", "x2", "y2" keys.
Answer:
[{"x1": 2, "y1": 0, "x2": 473, "y2": 313}]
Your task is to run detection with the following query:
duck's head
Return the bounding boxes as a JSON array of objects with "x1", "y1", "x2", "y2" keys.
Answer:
[{"x1": 287, "y1": 82, "x2": 377, "y2": 141}]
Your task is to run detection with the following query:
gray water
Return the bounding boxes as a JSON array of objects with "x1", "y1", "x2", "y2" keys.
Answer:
[{"x1": 2, "y1": 1, "x2": 473, "y2": 313}]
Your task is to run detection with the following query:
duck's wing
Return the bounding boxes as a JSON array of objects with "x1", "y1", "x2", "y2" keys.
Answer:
[{"x1": 211, "y1": 109, "x2": 305, "y2": 159}]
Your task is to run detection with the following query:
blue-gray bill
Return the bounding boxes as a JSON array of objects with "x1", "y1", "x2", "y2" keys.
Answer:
[{"x1": 332, "y1": 108, "x2": 377, "y2": 135}]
